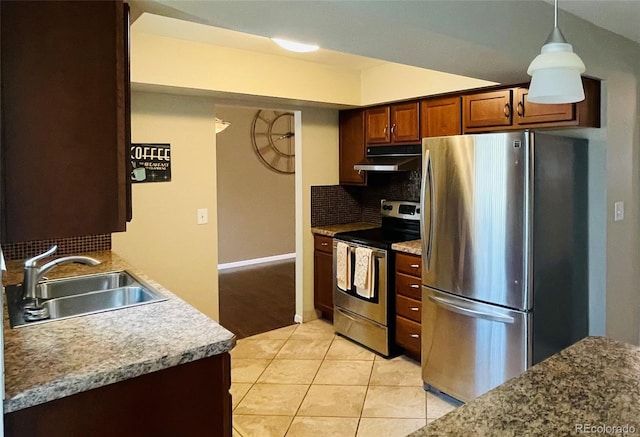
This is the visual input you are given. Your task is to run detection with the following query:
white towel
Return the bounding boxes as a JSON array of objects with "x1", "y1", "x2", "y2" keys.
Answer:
[
  {"x1": 336, "y1": 242, "x2": 351, "y2": 291},
  {"x1": 354, "y1": 247, "x2": 375, "y2": 299}
]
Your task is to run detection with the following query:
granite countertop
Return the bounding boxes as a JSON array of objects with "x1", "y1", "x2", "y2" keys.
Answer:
[
  {"x1": 311, "y1": 222, "x2": 379, "y2": 237},
  {"x1": 392, "y1": 239, "x2": 422, "y2": 255},
  {"x1": 409, "y1": 336, "x2": 640, "y2": 437},
  {"x1": 2, "y1": 251, "x2": 236, "y2": 414}
]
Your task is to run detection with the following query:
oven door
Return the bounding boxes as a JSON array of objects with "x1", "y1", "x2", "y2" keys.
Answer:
[{"x1": 332, "y1": 239, "x2": 387, "y2": 325}]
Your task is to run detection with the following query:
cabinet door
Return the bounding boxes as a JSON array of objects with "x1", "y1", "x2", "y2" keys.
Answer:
[
  {"x1": 366, "y1": 106, "x2": 391, "y2": 144},
  {"x1": 463, "y1": 89, "x2": 513, "y2": 132},
  {"x1": 421, "y1": 97, "x2": 461, "y2": 137},
  {"x1": 1, "y1": 1, "x2": 129, "y2": 242},
  {"x1": 391, "y1": 102, "x2": 420, "y2": 143},
  {"x1": 314, "y1": 249, "x2": 334, "y2": 321},
  {"x1": 339, "y1": 109, "x2": 367, "y2": 185},
  {"x1": 514, "y1": 88, "x2": 575, "y2": 126}
]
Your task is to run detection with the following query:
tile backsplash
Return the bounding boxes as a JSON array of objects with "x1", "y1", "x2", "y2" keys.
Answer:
[
  {"x1": 311, "y1": 170, "x2": 421, "y2": 227},
  {"x1": 2, "y1": 234, "x2": 111, "y2": 261}
]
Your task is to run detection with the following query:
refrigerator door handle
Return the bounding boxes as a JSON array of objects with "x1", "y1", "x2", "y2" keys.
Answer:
[
  {"x1": 420, "y1": 148, "x2": 434, "y2": 271},
  {"x1": 428, "y1": 294, "x2": 515, "y2": 324}
]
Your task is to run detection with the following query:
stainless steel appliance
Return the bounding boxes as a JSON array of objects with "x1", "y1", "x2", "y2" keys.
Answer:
[
  {"x1": 421, "y1": 131, "x2": 588, "y2": 403},
  {"x1": 333, "y1": 200, "x2": 420, "y2": 356}
]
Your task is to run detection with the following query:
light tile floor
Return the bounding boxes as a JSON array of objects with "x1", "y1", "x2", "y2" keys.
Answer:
[{"x1": 230, "y1": 319, "x2": 459, "y2": 437}]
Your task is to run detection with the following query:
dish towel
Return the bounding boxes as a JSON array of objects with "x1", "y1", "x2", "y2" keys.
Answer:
[
  {"x1": 354, "y1": 247, "x2": 375, "y2": 299},
  {"x1": 336, "y1": 242, "x2": 351, "y2": 291}
]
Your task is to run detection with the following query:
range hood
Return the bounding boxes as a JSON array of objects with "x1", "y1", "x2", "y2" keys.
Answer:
[{"x1": 354, "y1": 144, "x2": 421, "y2": 172}]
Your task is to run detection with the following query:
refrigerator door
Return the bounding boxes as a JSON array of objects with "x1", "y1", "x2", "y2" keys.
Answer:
[
  {"x1": 422, "y1": 287, "x2": 530, "y2": 403},
  {"x1": 421, "y1": 133, "x2": 531, "y2": 310}
]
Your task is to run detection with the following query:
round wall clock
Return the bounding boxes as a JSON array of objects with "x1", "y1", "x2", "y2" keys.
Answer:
[{"x1": 251, "y1": 110, "x2": 295, "y2": 174}]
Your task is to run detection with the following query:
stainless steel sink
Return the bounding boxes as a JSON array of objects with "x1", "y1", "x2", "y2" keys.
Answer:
[{"x1": 6, "y1": 270, "x2": 167, "y2": 328}]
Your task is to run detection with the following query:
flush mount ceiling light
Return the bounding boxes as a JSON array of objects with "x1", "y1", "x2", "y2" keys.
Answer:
[
  {"x1": 527, "y1": 0, "x2": 585, "y2": 104},
  {"x1": 271, "y1": 37, "x2": 319, "y2": 53},
  {"x1": 215, "y1": 117, "x2": 231, "y2": 134}
]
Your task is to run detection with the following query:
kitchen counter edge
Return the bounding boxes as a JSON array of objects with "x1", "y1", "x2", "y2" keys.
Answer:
[
  {"x1": 2, "y1": 250, "x2": 236, "y2": 413},
  {"x1": 311, "y1": 222, "x2": 379, "y2": 237}
]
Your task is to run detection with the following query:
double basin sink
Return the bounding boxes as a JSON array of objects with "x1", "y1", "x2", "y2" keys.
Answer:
[{"x1": 6, "y1": 270, "x2": 167, "y2": 328}]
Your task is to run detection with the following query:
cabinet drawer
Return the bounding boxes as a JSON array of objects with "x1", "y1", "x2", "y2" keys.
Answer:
[
  {"x1": 395, "y1": 316, "x2": 421, "y2": 354},
  {"x1": 314, "y1": 235, "x2": 333, "y2": 254},
  {"x1": 396, "y1": 252, "x2": 421, "y2": 276},
  {"x1": 396, "y1": 294, "x2": 421, "y2": 323},
  {"x1": 396, "y1": 273, "x2": 422, "y2": 300}
]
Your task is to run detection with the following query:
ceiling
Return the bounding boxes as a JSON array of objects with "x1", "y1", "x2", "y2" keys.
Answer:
[
  {"x1": 543, "y1": 0, "x2": 640, "y2": 45},
  {"x1": 135, "y1": 0, "x2": 640, "y2": 85}
]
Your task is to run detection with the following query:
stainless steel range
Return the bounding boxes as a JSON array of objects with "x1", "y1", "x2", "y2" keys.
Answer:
[{"x1": 333, "y1": 200, "x2": 420, "y2": 357}]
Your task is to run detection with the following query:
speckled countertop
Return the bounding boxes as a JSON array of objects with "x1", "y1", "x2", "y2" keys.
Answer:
[
  {"x1": 311, "y1": 222, "x2": 379, "y2": 237},
  {"x1": 409, "y1": 336, "x2": 640, "y2": 437},
  {"x1": 392, "y1": 239, "x2": 422, "y2": 255},
  {"x1": 2, "y1": 251, "x2": 236, "y2": 414}
]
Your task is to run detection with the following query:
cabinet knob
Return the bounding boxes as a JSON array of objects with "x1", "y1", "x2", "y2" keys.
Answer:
[
  {"x1": 384, "y1": 125, "x2": 388, "y2": 134},
  {"x1": 321, "y1": 242, "x2": 328, "y2": 246},
  {"x1": 391, "y1": 124, "x2": 396, "y2": 135},
  {"x1": 410, "y1": 307, "x2": 419, "y2": 311},
  {"x1": 410, "y1": 334, "x2": 420, "y2": 338},
  {"x1": 504, "y1": 103, "x2": 511, "y2": 118},
  {"x1": 516, "y1": 101, "x2": 524, "y2": 116},
  {"x1": 410, "y1": 264, "x2": 420, "y2": 268},
  {"x1": 410, "y1": 284, "x2": 420, "y2": 289}
]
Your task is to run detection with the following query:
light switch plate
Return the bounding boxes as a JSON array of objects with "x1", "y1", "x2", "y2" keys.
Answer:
[
  {"x1": 197, "y1": 208, "x2": 208, "y2": 225},
  {"x1": 614, "y1": 201, "x2": 624, "y2": 222}
]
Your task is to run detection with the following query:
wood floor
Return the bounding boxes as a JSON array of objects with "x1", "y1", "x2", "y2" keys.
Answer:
[{"x1": 219, "y1": 259, "x2": 296, "y2": 339}]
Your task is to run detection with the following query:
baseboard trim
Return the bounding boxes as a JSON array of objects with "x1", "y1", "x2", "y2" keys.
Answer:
[
  {"x1": 218, "y1": 253, "x2": 296, "y2": 271},
  {"x1": 294, "y1": 314, "x2": 303, "y2": 324}
]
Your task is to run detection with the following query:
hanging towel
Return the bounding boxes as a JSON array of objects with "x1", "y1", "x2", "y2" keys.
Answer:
[
  {"x1": 354, "y1": 247, "x2": 375, "y2": 299},
  {"x1": 336, "y1": 242, "x2": 351, "y2": 291}
]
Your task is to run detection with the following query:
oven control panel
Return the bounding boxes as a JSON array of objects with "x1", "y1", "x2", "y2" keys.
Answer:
[{"x1": 380, "y1": 200, "x2": 421, "y2": 221}]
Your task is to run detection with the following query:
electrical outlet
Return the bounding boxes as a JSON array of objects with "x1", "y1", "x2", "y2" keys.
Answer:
[
  {"x1": 614, "y1": 201, "x2": 624, "y2": 222},
  {"x1": 197, "y1": 208, "x2": 208, "y2": 225}
]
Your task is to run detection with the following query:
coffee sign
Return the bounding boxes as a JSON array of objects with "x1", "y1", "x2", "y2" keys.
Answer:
[{"x1": 131, "y1": 143, "x2": 171, "y2": 183}]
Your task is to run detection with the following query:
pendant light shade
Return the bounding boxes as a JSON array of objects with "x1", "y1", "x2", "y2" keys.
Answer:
[{"x1": 527, "y1": 1, "x2": 585, "y2": 104}]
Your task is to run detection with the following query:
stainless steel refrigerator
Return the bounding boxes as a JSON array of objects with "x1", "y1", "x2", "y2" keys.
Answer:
[{"x1": 420, "y1": 131, "x2": 588, "y2": 403}]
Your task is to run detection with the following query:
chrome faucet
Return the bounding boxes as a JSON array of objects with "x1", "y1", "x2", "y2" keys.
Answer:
[{"x1": 22, "y1": 245, "x2": 101, "y2": 321}]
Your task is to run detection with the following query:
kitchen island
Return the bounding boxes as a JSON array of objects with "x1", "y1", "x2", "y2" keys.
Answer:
[
  {"x1": 409, "y1": 336, "x2": 640, "y2": 436},
  {"x1": 2, "y1": 251, "x2": 235, "y2": 436}
]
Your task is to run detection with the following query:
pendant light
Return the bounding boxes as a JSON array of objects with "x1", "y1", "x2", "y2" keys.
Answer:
[{"x1": 527, "y1": 0, "x2": 585, "y2": 104}]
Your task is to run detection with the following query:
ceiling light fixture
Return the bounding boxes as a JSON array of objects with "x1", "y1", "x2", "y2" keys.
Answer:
[
  {"x1": 271, "y1": 37, "x2": 319, "y2": 53},
  {"x1": 215, "y1": 117, "x2": 231, "y2": 134},
  {"x1": 527, "y1": 0, "x2": 585, "y2": 104}
]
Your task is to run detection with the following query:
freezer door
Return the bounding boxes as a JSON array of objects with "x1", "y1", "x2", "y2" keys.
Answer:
[
  {"x1": 421, "y1": 133, "x2": 531, "y2": 310},
  {"x1": 421, "y1": 287, "x2": 530, "y2": 403}
]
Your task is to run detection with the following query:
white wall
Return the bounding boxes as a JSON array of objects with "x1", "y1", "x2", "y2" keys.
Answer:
[
  {"x1": 215, "y1": 105, "x2": 295, "y2": 264},
  {"x1": 112, "y1": 91, "x2": 220, "y2": 320}
]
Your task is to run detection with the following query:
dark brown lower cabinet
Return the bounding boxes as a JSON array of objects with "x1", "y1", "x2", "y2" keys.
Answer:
[
  {"x1": 395, "y1": 252, "x2": 422, "y2": 361},
  {"x1": 314, "y1": 234, "x2": 334, "y2": 321},
  {"x1": 5, "y1": 353, "x2": 232, "y2": 437}
]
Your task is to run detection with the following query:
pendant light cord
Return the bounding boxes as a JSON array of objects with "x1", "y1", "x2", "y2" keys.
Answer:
[{"x1": 554, "y1": 0, "x2": 558, "y2": 28}]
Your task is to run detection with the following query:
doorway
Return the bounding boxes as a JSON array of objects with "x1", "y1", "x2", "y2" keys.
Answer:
[{"x1": 215, "y1": 105, "x2": 296, "y2": 338}]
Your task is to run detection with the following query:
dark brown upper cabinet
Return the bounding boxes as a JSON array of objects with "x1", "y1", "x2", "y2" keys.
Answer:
[
  {"x1": 1, "y1": 0, "x2": 131, "y2": 243},
  {"x1": 420, "y1": 97, "x2": 462, "y2": 137},
  {"x1": 339, "y1": 109, "x2": 367, "y2": 186},
  {"x1": 366, "y1": 102, "x2": 420, "y2": 145},
  {"x1": 463, "y1": 77, "x2": 600, "y2": 133},
  {"x1": 463, "y1": 89, "x2": 514, "y2": 132}
]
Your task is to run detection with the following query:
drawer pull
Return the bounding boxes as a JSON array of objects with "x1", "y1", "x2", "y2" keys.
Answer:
[
  {"x1": 321, "y1": 242, "x2": 329, "y2": 246},
  {"x1": 410, "y1": 307, "x2": 419, "y2": 311},
  {"x1": 410, "y1": 334, "x2": 420, "y2": 339},
  {"x1": 410, "y1": 264, "x2": 420, "y2": 268},
  {"x1": 410, "y1": 284, "x2": 420, "y2": 289}
]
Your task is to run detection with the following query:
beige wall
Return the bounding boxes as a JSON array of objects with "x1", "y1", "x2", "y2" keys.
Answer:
[
  {"x1": 112, "y1": 91, "x2": 220, "y2": 320},
  {"x1": 360, "y1": 62, "x2": 494, "y2": 105},
  {"x1": 216, "y1": 105, "x2": 295, "y2": 264},
  {"x1": 131, "y1": 31, "x2": 362, "y2": 106},
  {"x1": 296, "y1": 108, "x2": 339, "y2": 321}
]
